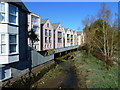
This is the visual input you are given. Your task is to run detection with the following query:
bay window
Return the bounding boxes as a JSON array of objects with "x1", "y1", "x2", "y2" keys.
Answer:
[
  {"x1": 0, "y1": 2, "x2": 5, "y2": 22},
  {"x1": 0, "y1": 2, "x2": 18, "y2": 23},
  {"x1": 9, "y1": 4, "x2": 17, "y2": 24},
  {"x1": 9, "y1": 35, "x2": 17, "y2": 53},
  {"x1": 1, "y1": 34, "x2": 6, "y2": 54}
]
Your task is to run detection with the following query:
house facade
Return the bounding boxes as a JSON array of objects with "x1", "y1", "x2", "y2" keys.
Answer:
[
  {"x1": 52, "y1": 23, "x2": 64, "y2": 49},
  {"x1": 41, "y1": 19, "x2": 54, "y2": 50},
  {"x1": 64, "y1": 29, "x2": 72, "y2": 47},
  {"x1": 73, "y1": 31, "x2": 78, "y2": 46},
  {"x1": 0, "y1": 1, "x2": 29, "y2": 81},
  {"x1": 28, "y1": 13, "x2": 41, "y2": 51},
  {"x1": 77, "y1": 32, "x2": 85, "y2": 46}
]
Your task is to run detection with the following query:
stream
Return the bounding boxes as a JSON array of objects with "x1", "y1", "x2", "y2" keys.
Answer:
[
  {"x1": 32, "y1": 59, "x2": 79, "y2": 89},
  {"x1": 59, "y1": 60, "x2": 78, "y2": 89}
]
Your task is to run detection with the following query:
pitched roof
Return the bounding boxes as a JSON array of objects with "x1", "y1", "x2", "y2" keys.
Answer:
[
  {"x1": 52, "y1": 23, "x2": 60, "y2": 29},
  {"x1": 77, "y1": 31, "x2": 82, "y2": 35},
  {"x1": 41, "y1": 19, "x2": 48, "y2": 24},
  {"x1": 7, "y1": 1, "x2": 29, "y2": 12},
  {"x1": 64, "y1": 28, "x2": 69, "y2": 32}
]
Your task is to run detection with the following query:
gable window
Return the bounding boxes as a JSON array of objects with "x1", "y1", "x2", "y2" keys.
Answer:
[
  {"x1": 0, "y1": 2, "x2": 5, "y2": 22},
  {"x1": 1, "y1": 34, "x2": 6, "y2": 54},
  {"x1": 47, "y1": 23, "x2": 49, "y2": 27},
  {"x1": 9, "y1": 4, "x2": 17, "y2": 24},
  {"x1": 9, "y1": 35, "x2": 17, "y2": 53}
]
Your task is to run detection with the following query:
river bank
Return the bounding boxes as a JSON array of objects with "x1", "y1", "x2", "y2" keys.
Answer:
[{"x1": 31, "y1": 50, "x2": 118, "y2": 89}]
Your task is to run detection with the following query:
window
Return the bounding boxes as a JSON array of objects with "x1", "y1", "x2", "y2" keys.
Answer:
[
  {"x1": 9, "y1": 35, "x2": 17, "y2": 53},
  {"x1": 32, "y1": 16, "x2": 38, "y2": 24},
  {"x1": 45, "y1": 29, "x2": 48, "y2": 35},
  {"x1": 67, "y1": 39, "x2": 70, "y2": 43},
  {"x1": 9, "y1": 4, "x2": 17, "y2": 23},
  {"x1": 45, "y1": 37, "x2": 48, "y2": 43},
  {"x1": 49, "y1": 37, "x2": 51, "y2": 43},
  {"x1": 59, "y1": 26, "x2": 61, "y2": 29},
  {"x1": 47, "y1": 23, "x2": 49, "y2": 27},
  {"x1": 1, "y1": 34, "x2": 6, "y2": 54},
  {"x1": 33, "y1": 26, "x2": 38, "y2": 32},
  {"x1": 0, "y1": 2, "x2": 5, "y2": 22},
  {"x1": 71, "y1": 35, "x2": 73, "y2": 38},
  {"x1": 58, "y1": 32, "x2": 62, "y2": 37},
  {"x1": 58, "y1": 38, "x2": 62, "y2": 43},
  {"x1": 49, "y1": 30, "x2": 51, "y2": 36},
  {"x1": 67, "y1": 34, "x2": 70, "y2": 38}
]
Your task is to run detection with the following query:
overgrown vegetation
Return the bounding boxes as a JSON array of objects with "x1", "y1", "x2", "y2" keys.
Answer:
[
  {"x1": 82, "y1": 3, "x2": 119, "y2": 66},
  {"x1": 28, "y1": 28, "x2": 39, "y2": 48},
  {"x1": 55, "y1": 51, "x2": 75, "y2": 63},
  {"x1": 73, "y1": 51, "x2": 118, "y2": 88},
  {"x1": 4, "y1": 62, "x2": 55, "y2": 89}
]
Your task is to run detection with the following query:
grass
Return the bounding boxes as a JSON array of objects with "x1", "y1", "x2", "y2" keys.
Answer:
[
  {"x1": 55, "y1": 51, "x2": 75, "y2": 63},
  {"x1": 73, "y1": 50, "x2": 118, "y2": 88},
  {"x1": 31, "y1": 64, "x2": 64, "y2": 88}
]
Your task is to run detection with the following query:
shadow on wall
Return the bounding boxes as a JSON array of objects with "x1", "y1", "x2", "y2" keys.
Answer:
[{"x1": 9, "y1": 46, "x2": 32, "y2": 77}]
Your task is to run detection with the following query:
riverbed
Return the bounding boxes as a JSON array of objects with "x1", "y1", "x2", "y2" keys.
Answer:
[{"x1": 31, "y1": 59, "x2": 79, "y2": 89}]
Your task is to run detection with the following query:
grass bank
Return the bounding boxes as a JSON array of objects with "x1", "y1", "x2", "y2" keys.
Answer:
[{"x1": 73, "y1": 50, "x2": 118, "y2": 88}]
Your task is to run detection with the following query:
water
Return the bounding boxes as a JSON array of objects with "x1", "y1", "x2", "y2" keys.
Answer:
[{"x1": 59, "y1": 60, "x2": 78, "y2": 89}]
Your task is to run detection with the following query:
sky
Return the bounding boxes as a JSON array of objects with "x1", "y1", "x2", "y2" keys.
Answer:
[{"x1": 23, "y1": 2, "x2": 118, "y2": 31}]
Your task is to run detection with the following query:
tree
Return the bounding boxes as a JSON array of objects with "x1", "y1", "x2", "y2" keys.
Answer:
[
  {"x1": 83, "y1": 3, "x2": 118, "y2": 66},
  {"x1": 28, "y1": 29, "x2": 39, "y2": 48}
]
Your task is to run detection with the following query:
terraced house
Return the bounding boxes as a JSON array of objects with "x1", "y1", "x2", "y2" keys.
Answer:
[
  {"x1": 64, "y1": 28, "x2": 78, "y2": 47},
  {"x1": 41, "y1": 19, "x2": 54, "y2": 50},
  {"x1": 73, "y1": 31, "x2": 78, "y2": 46},
  {"x1": 0, "y1": 1, "x2": 29, "y2": 81},
  {"x1": 28, "y1": 13, "x2": 41, "y2": 51},
  {"x1": 52, "y1": 23, "x2": 64, "y2": 49},
  {"x1": 77, "y1": 31, "x2": 85, "y2": 46}
]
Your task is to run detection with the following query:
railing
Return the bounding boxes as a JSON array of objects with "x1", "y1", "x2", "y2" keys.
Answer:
[
  {"x1": 54, "y1": 45, "x2": 79, "y2": 53},
  {"x1": 29, "y1": 45, "x2": 78, "y2": 67}
]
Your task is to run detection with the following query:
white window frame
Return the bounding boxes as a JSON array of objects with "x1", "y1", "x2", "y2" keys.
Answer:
[
  {"x1": 0, "y1": 34, "x2": 6, "y2": 55},
  {"x1": 9, "y1": 34, "x2": 18, "y2": 54},
  {"x1": 9, "y1": 4, "x2": 18, "y2": 25},
  {"x1": 32, "y1": 16, "x2": 38, "y2": 25},
  {"x1": 0, "y1": 2, "x2": 19, "y2": 25},
  {"x1": 0, "y1": 2, "x2": 5, "y2": 22}
]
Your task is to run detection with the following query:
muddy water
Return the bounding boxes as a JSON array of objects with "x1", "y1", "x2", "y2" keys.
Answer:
[{"x1": 59, "y1": 60, "x2": 78, "y2": 89}]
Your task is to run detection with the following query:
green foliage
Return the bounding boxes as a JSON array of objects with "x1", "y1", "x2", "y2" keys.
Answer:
[
  {"x1": 47, "y1": 49, "x2": 55, "y2": 55},
  {"x1": 83, "y1": 3, "x2": 119, "y2": 65},
  {"x1": 28, "y1": 28, "x2": 39, "y2": 47}
]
